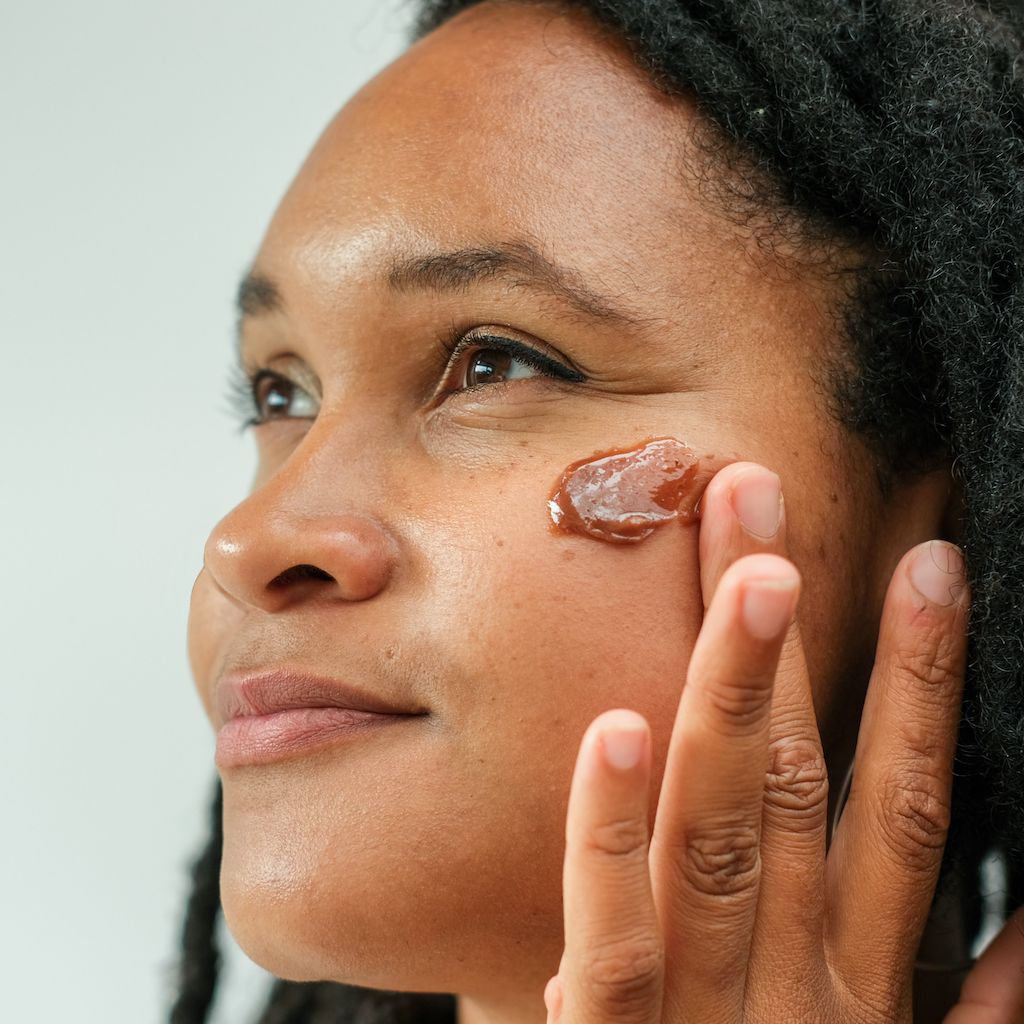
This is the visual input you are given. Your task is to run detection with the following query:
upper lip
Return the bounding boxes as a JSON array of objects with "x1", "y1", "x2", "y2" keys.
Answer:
[{"x1": 215, "y1": 668, "x2": 421, "y2": 725}]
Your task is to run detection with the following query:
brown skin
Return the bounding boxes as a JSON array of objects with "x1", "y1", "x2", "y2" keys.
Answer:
[{"x1": 188, "y1": 3, "x2": 967, "y2": 1020}]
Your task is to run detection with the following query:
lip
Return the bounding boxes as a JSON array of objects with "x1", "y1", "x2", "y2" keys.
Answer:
[{"x1": 214, "y1": 668, "x2": 422, "y2": 767}]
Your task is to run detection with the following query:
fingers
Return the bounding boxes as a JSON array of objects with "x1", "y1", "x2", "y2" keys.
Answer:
[
  {"x1": 651, "y1": 552, "x2": 800, "y2": 1021},
  {"x1": 699, "y1": 464, "x2": 829, "y2": 983},
  {"x1": 827, "y1": 541, "x2": 969, "y2": 1000},
  {"x1": 746, "y1": 627, "x2": 830, "y2": 1012},
  {"x1": 699, "y1": 462, "x2": 786, "y2": 604},
  {"x1": 945, "y1": 905, "x2": 1024, "y2": 1024},
  {"x1": 556, "y1": 710, "x2": 663, "y2": 1024}
]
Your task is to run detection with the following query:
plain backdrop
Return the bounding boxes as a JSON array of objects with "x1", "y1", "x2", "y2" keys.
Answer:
[{"x1": 0, "y1": 2, "x2": 409, "y2": 1020}]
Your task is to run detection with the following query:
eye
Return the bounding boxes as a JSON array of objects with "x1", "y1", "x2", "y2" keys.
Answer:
[
  {"x1": 463, "y1": 348, "x2": 540, "y2": 387},
  {"x1": 445, "y1": 331, "x2": 586, "y2": 393},
  {"x1": 252, "y1": 370, "x2": 320, "y2": 423}
]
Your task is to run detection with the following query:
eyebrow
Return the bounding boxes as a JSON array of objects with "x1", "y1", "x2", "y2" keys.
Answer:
[
  {"x1": 388, "y1": 241, "x2": 636, "y2": 326},
  {"x1": 236, "y1": 241, "x2": 638, "y2": 326},
  {"x1": 237, "y1": 273, "x2": 282, "y2": 317}
]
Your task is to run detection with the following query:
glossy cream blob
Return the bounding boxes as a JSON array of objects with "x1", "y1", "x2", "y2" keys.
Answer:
[{"x1": 549, "y1": 438, "x2": 701, "y2": 543}]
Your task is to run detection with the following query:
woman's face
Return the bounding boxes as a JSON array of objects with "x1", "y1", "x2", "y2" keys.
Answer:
[{"x1": 188, "y1": 0, "x2": 952, "y2": 1005}]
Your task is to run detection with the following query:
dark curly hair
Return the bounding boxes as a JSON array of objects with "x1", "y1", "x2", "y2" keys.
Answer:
[{"x1": 170, "y1": 0, "x2": 1024, "y2": 1019}]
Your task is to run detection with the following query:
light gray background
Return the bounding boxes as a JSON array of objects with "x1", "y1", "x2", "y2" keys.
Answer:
[{"x1": 0, "y1": 2, "x2": 409, "y2": 1020}]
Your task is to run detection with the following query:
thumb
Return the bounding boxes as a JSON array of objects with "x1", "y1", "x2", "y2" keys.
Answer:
[{"x1": 943, "y1": 905, "x2": 1024, "y2": 1024}]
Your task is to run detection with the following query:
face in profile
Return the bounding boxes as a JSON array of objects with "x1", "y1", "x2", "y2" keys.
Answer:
[{"x1": 187, "y1": 0, "x2": 952, "y2": 1005}]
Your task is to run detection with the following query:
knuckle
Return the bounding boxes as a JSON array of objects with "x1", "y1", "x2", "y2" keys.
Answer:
[
  {"x1": 580, "y1": 936, "x2": 664, "y2": 1014},
  {"x1": 893, "y1": 636, "x2": 959, "y2": 691},
  {"x1": 764, "y1": 737, "x2": 829, "y2": 823},
  {"x1": 878, "y1": 775, "x2": 951, "y2": 868},
  {"x1": 681, "y1": 822, "x2": 761, "y2": 897},
  {"x1": 706, "y1": 672, "x2": 773, "y2": 726},
  {"x1": 587, "y1": 815, "x2": 650, "y2": 858}
]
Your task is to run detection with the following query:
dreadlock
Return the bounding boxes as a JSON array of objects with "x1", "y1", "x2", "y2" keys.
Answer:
[
  {"x1": 173, "y1": 0, "x2": 1024, "y2": 1019},
  {"x1": 169, "y1": 782, "x2": 223, "y2": 1024}
]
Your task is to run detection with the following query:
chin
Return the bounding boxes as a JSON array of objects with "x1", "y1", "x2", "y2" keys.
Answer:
[{"x1": 217, "y1": 753, "x2": 567, "y2": 995}]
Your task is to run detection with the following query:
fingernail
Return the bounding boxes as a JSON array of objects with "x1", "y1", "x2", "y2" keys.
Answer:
[
  {"x1": 603, "y1": 728, "x2": 645, "y2": 770},
  {"x1": 909, "y1": 541, "x2": 966, "y2": 607},
  {"x1": 731, "y1": 469, "x2": 782, "y2": 539},
  {"x1": 742, "y1": 577, "x2": 799, "y2": 640}
]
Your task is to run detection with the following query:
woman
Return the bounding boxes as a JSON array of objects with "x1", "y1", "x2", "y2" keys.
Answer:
[{"x1": 173, "y1": 1, "x2": 1024, "y2": 1021}]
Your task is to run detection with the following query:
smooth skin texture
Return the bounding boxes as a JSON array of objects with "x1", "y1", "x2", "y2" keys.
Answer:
[{"x1": 187, "y1": 3, "x2": 1023, "y2": 1022}]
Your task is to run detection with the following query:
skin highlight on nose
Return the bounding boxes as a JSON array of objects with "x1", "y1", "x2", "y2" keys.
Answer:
[{"x1": 203, "y1": 510, "x2": 395, "y2": 610}]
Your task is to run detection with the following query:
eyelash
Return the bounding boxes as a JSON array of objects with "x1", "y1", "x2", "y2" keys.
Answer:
[{"x1": 228, "y1": 363, "x2": 260, "y2": 430}]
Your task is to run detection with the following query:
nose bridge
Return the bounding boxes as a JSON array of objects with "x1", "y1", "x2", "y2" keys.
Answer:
[{"x1": 204, "y1": 419, "x2": 396, "y2": 610}]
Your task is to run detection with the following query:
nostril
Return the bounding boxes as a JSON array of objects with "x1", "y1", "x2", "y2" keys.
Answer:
[{"x1": 268, "y1": 564, "x2": 336, "y2": 589}]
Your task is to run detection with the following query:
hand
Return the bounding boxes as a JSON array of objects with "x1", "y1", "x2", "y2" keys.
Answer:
[
  {"x1": 945, "y1": 906, "x2": 1024, "y2": 1023},
  {"x1": 546, "y1": 462, "x2": 986, "y2": 1024}
]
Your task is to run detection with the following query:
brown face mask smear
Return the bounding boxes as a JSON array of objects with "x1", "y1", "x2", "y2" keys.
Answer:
[{"x1": 549, "y1": 438, "x2": 701, "y2": 543}]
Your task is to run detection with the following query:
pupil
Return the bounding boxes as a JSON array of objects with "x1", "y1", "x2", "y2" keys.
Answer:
[
  {"x1": 467, "y1": 349, "x2": 511, "y2": 387},
  {"x1": 256, "y1": 377, "x2": 293, "y2": 419}
]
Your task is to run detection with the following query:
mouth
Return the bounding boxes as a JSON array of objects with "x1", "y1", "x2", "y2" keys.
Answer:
[{"x1": 214, "y1": 668, "x2": 424, "y2": 767}]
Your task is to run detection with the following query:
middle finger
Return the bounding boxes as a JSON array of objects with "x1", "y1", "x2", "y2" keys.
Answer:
[{"x1": 699, "y1": 464, "x2": 829, "y2": 983}]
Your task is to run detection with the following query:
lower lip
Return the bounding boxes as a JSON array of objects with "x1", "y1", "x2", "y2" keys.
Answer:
[{"x1": 215, "y1": 707, "x2": 406, "y2": 767}]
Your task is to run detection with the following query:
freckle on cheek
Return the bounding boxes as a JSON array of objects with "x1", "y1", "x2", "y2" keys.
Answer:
[{"x1": 548, "y1": 437, "x2": 702, "y2": 543}]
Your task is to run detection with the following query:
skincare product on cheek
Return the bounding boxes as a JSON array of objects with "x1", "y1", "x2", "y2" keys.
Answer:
[{"x1": 549, "y1": 437, "x2": 701, "y2": 543}]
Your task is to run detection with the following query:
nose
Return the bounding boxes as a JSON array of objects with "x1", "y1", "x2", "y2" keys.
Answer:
[{"x1": 203, "y1": 500, "x2": 395, "y2": 612}]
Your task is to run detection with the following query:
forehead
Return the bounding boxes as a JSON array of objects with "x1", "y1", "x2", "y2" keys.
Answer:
[{"x1": 258, "y1": 3, "x2": 745, "y2": 296}]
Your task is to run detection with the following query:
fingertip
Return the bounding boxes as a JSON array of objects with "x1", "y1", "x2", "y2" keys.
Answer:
[
  {"x1": 720, "y1": 552, "x2": 801, "y2": 588},
  {"x1": 742, "y1": 575, "x2": 801, "y2": 641},
  {"x1": 699, "y1": 463, "x2": 789, "y2": 613},
  {"x1": 694, "y1": 554, "x2": 802, "y2": 662},
  {"x1": 587, "y1": 709, "x2": 650, "y2": 772},
  {"x1": 955, "y1": 901, "x2": 1024, "y2": 1015},
  {"x1": 590, "y1": 708, "x2": 649, "y2": 731},
  {"x1": 702, "y1": 460, "x2": 763, "y2": 501},
  {"x1": 701, "y1": 462, "x2": 778, "y2": 526},
  {"x1": 729, "y1": 466, "x2": 783, "y2": 540},
  {"x1": 544, "y1": 975, "x2": 563, "y2": 1021},
  {"x1": 905, "y1": 540, "x2": 968, "y2": 609}
]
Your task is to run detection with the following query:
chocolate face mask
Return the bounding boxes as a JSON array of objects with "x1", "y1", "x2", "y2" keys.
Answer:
[{"x1": 548, "y1": 438, "x2": 701, "y2": 543}]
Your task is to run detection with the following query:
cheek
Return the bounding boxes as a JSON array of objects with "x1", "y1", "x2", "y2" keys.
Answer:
[
  {"x1": 773, "y1": 450, "x2": 888, "y2": 751},
  {"x1": 217, "y1": 510, "x2": 705, "y2": 990},
  {"x1": 417, "y1": 512, "x2": 705, "y2": 796}
]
